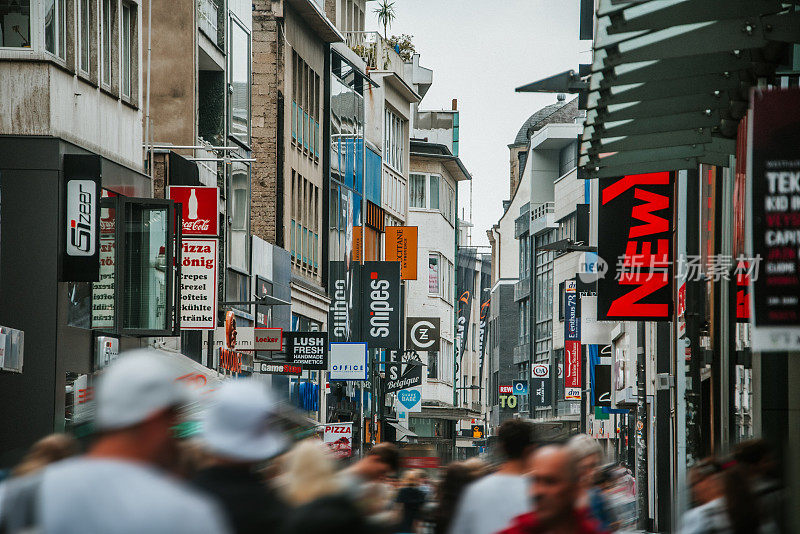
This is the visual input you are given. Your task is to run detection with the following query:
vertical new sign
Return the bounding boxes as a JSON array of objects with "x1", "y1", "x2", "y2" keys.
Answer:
[
  {"x1": 168, "y1": 186, "x2": 219, "y2": 330},
  {"x1": 749, "y1": 88, "x2": 800, "y2": 351},
  {"x1": 597, "y1": 172, "x2": 674, "y2": 321},
  {"x1": 564, "y1": 280, "x2": 581, "y2": 400}
]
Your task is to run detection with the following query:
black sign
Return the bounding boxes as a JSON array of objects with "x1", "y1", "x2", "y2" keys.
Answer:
[
  {"x1": 471, "y1": 425, "x2": 484, "y2": 439},
  {"x1": 361, "y1": 261, "x2": 401, "y2": 348},
  {"x1": 592, "y1": 364, "x2": 612, "y2": 407},
  {"x1": 406, "y1": 317, "x2": 440, "y2": 351},
  {"x1": 750, "y1": 89, "x2": 800, "y2": 328},
  {"x1": 328, "y1": 260, "x2": 361, "y2": 342},
  {"x1": 254, "y1": 362, "x2": 302, "y2": 375},
  {"x1": 597, "y1": 172, "x2": 674, "y2": 321},
  {"x1": 385, "y1": 350, "x2": 423, "y2": 393},
  {"x1": 477, "y1": 258, "x2": 491, "y2": 392},
  {"x1": 455, "y1": 250, "x2": 477, "y2": 381},
  {"x1": 286, "y1": 332, "x2": 328, "y2": 370},
  {"x1": 531, "y1": 370, "x2": 552, "y2": 409},
  {"x1": 61, "y1": 155, "x2": 102, "y2": 282}
]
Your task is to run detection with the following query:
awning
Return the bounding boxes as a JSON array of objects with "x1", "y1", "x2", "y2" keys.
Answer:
[{"x1": 388, "y1": 421, "x2": 418, "y2": 442}]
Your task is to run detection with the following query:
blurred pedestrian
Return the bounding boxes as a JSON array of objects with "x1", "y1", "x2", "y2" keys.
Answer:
[
  {"x1": 192, "y1": 379, "x2": 288, "y2": 534},
  {"x1": 12, "y1": 433, "x2": 78, "y2": 477},
  {"x1": 566, "y1": 433, "x2": 611, "y2": 529},
  {"x1": 339, "y1": 442, "x2": 401, "y2": 531},
  {"x1": 448, "y1": 419, "x2": 535, "y2": 534},
  {"x1": 394, "y1": 469, "x2": 427, "y2": 533},
  {"x1": 0, "y1": 349, "x2": 230, "y2": 534},
  {"x1": 432, "y1": 459, "x2": 487, "y2": 534},
  {"x1": 499, "y1": 445, "x2": 608, "y2": 534},
  {"x1": 733, "y1": 439, "x2": 783, "y2": 532}
]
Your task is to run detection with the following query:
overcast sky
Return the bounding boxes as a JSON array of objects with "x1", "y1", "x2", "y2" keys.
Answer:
[{"x1": 366, "y1": 0, "x2": 591, "y2": 246}]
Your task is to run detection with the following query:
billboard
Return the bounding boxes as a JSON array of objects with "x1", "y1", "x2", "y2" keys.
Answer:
[
  {"x1": 386, "y1": 226, "x2": 418, "y2": 280},
  {"x1": 361, "y1": 261, "x2": 401, "y2": 348},
  {"x1": 597, "y1": 172, "x2": 674, "y2": 321}
]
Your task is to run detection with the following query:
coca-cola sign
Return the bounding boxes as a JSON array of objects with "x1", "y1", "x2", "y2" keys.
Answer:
[{"x1": 167, "y1": 186, "x2": 219, "y2": 236}]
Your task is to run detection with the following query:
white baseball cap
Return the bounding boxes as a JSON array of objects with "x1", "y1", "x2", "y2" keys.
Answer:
[
  {"x1": 202, "y1": 379, "x2": 287, "y2": 462},
  {"x1": 95, "y1": 349, "x2": 191, "y2": 431}
]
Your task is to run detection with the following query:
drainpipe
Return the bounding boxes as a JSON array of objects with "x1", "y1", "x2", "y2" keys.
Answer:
[{"x1": 144, "y1": 0, "x2": 152, "y2": 174}]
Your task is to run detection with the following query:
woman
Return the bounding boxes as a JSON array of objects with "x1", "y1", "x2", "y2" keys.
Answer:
[
  {"x1": 13, "y1": 433, "x2": 78, "y2": 477},
  {"x1": 394, "y1": 469, "x2": 427, "y2": 534},
  {"x1": 433, "y1": 460, "x2": 486, "y2": 534}
]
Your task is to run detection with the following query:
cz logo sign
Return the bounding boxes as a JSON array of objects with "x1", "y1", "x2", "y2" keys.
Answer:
[{"x1": 406, "y1": 317, "x2": 440, "y2": 351}]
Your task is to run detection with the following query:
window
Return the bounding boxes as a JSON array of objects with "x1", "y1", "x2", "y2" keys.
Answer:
[
  {"x1": 428, "y1": 253, "x2": 439, "y2": 295},
  {"x1": 101, "y1": 0, "x2": 113, "y2": 86},
  {"x1": 384, "y1": 109, "x2": 405, "y2": 172},
  {"x1": 1, "y1": 1, "x2": 31, "y2": 47},
  {"x1": 228, "y1": 163, "x2": 250, "y2": 272},
  {"x1": 427, "y1": 350, "x2": 438, "y2": 379},
  {"x1": 410, "y1": 173, "x2": 426, "y2": 208},
  {"x1": 78, "y1": 0, "x2": 90, "y2": 73},
  {"x1": 229, "y1": 18, "x2": 250, "y2": 144},
  {"x1": 558, "y1": 141, "x2": 578, "y2": 177},
  {"x1": 44, "y1": 0, "x2": 66, "y2": 59},
  {"x1": 429, "y1": 175, "x2": 440, "y2": 210},
  {"x1": 121, "y1": 3, "x2": 132, "y2": 97},
  {"x1": 292, "y1": 50, "x2": 319, "y2": 161}
]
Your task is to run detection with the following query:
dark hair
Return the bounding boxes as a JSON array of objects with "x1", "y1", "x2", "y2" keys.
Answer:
[
  {"x1": 733, "y1": 439, "x2": 771, "y2": 467},
  {"x1": 434, "y1": 462, "x2": 485, "y2": 534},
  {"x1": 368, "y1": 442, "x2": 400, "y2": 473},
  {"x1": 497, "y1": 419, "x2": 535, "y2": 460},
  {"x1": 722, "y1": 461, "x2": 762, "y2": 534}
]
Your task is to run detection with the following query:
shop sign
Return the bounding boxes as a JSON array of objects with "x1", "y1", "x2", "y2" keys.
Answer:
[
  {"x1": 328, "y1": 261, "x2": 361, "y2": 343},
  {"x1": 385, "y1": 353, "x2": 423, "y2": 393},
  {"x1": 565, "y1": 340, "x2": 581, "y2": 400},
  {"x1": 254, "y1": 362, "x2": 302, "y2": 375},
  {"x1": 167, "y1": 186, "x2": 219, "y2": 236},
  {"x1": 512, "y1": 380, "x2": 529, "y2": 396},
  {"x1": 180, "y1": 238, "x2": 217, "y2": 330},
  {"x1": 499, "y1": 385, "x2": 513, "y2": 394},
  {"x1": 324, "y1": 423, "x2": 353, "y2": 458},
  {"x1": 92, "y1": 234, "x2": 115, "y2": 328},
  {"x1": 329, "y1": 342, "x2": 368, "y2": 381},
  {"x1": 254, "y1": 327, "x2": 282, "y2": 351},
  {"x1": 531, "y1": 365, "x2": 551, "y2": 408},
  {"x1": 286, "y1": 332, "x2": 328, "y2": 370},
  {"x1": 749, "y1": 88, "x2": 800, "y2": 351},
  {"x1": 361, "y1": 262, "x2": 401, "y2": 348},
  {"x1": 590, "y1": 344, "x2": 612, "y2": 408},
  {"x1": 385, "y1": 226, "x2": 418, "y2": 280},
  {"x1": 455, "y1": 250, "x2": 477, "y2": 369},
  {"x1": 62, "y1": 155, "x2": 101, "y2": 282},
  {"x1": 597, "y1": 172, "x2": 674, "y2": 321},
  {"x1": 564, "y1": 279, "x2": 580, "y2": 341},
  {"x1": 396, "y1": 386, "x2": 422, "y2": 412},
  {"x1": 406, "y1": 317, "x2": 440, "y2": 351}
]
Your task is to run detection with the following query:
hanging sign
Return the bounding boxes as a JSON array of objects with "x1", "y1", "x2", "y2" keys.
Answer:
[
  {"x1": 385, "y1": 352, "x2": 423, "y2": 393},
  {"x1": 385, "y1": 226, "x2": 418, "y2": 280},
  {"x1": 361, "y1": 262, "x2": 401, "y2": 348},
  {"x1": 254, "y1": 362, "x2": 302, "y2": 375},
  {"x1": 329, "y1": 342, "x2": 368, "y2": 381},
  {"x1": 531, "y1": 365, "x2": 551, "y2": 408},
  {"x1": 254, "y1": 327, "x2": 283, "y2": 351},
  {"x1": 180, "y1": 238, "x2": 218, "y2": 330},
  {"x1": 286, "y1": 332, "x2": 328, "y2": 370},
  {"x1": 406, "y1": 317, "x2": 440, "y2": 351},
  {"x1": 564, "y1": 279, "x2": 580, "y2": 341},
  {"x1": 61, "y1": 155, "x2": 101, "y2": 282},
  {"x1": 565, "y1": 340, "x2": 582, "y2": 400},
  {"x1": 397, "y1": 387, "x2": 422, "y2": 412},
  {"x1": 167, "y1": 186, "x2": 219, "y2": 236}
]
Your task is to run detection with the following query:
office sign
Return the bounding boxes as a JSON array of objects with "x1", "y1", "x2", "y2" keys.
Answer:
[
  {"x1": 597, "y1": 172, "x2": 674, "y2": 321},
  {"x1": 180, "y1": 238, "x2": 218, "y2": 330},
  {"x1": 361, "y1": 261, "x2": 401, "y2": 348},
  {"x1": 254, "y1": 327, "x2": 282, "y2": 351},
  {"x1": 565, "y1": 340, "x2": 581, "y2": 399},
  {"x1": 167, "y1": 186, "x2": 219, "y2": 236},
  {"x1": 531, "y1": 365, "x2": 551, "y2": 408},
  {"x1": 329, "y1": 342, "x2": 368, "y2": 381},
  {"x1": 749, "y1": 88, "x2": 800, "y2": 350},
  {"x1": 564, "y1": 279, "x2": 580, "y2": 341},
  {"x1": 254, "y1": 362, "x2": 302, "y2": 375},
  {"x1": 324, "y1": 423, "x2": 353, "y2": 458},
  {"x1": 62, "y1": 155, "x2": 101, "y2": 282},
  {"x1": 286, "y1": 332, "x2": 328, "y2": 370},
  {"x1": 406, "y1": 317, "x2": 440, "y2": 351},
  {"x1": 385, "y1": 226, "x2": 418, "y2": 279}
]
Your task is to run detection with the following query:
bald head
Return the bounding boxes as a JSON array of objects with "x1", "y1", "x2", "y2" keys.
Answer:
[{"x1": 530, "y1": 445, "x2": 579, "y2": 526}]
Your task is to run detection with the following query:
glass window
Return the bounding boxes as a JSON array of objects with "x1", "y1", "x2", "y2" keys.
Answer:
[
  {"x1": 101, "y1": 0, "x2": 113, "y2": 86},
  {"x1": 228, "y1": 164, "x2": 250, "y2": 271},
  {"x1": 429, "y1": 175, "x2": 440, "y2": 210},
  {"x1": 1, "y1": 1, "x2": 31, "y2": 47},
  {"x1": 427, "y1": 351, "x2": 438, "y2": 379},
  {"x1": 44, "y1": 0, "x2": 66, "y2": 59},
  {"x1": 229, "y1": 18, "x2": 250, "y2": 144},
  {"x1": 121, "y1": 3, "x2": 132, "y2": 97},
  {"x1": 410, "y1": 173, "x2": 426, "y2": 208},
  {"x1": 79, "y1": 0, "x2": 90, "y2": 73},
  {"x1": 429, "y1": 253, "x2": 440, "y2": 295},
  {"x1": 122, "y1": 204, "x2": 168, "y2": 331},
  {"x1": 226, "y1": 269, "x2": 250, "y2": 314}
]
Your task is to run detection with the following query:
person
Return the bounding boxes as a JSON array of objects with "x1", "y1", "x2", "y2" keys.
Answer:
[
  {"x1": 12, "y1": 433, "x2": 78, "y2": 477},
  {"x1": 498, "y1": 445, "x2": 608, "y2": 534},
  {"x1": 192, "y1": 379, "x2": 288, "y2": 534},
  {"x1": 394, "y1": 469, "x2": 427, "y2": 533},
  {"x1": 339, "y1": 442, "x2": 401, "y2": 531},
  {"x1": 733, "y1": 439, "x2": 783, "y2": 532},
  {"x1": 566, "y1": 434, "x2": 612, "y2": 530},
  {"x1": 0, "y1": 349, "x2": 230, "y2": 533},
  {"x1": 447, "y1": 419, "x2": 535, "y2": 534},
  {"x1": 433, "y1": 459, "x2": 487, "y2": 534}
]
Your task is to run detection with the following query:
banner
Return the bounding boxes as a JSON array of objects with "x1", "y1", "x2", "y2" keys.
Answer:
[
  {"x1": 328, "y1": 260, "x2": 361, "y2": 343},
  {"x1": 329, "y1": 342, "x2": 368, "y2": 381},
  {"x1": 324, "y1": 423, "x2": 353, "y2": 458},
  {"x1": 565, "y1": 340, "x2": 581, "y2": 399},
  {"x1": 386, "y1": 226, "x2": 418, "y2": 280},
  {"x1": 597, "y1": 172, "x2": 674, "y2": 321},
  {"x1": 361, "y1": 261, "x2": 401, "y2": 348},
  {"x1": 564, "y1": 279, "x2": 580, "y2": 341},
  {"x1": 455, "y1": 249, "x2": 477, "y2": 374},
  {"x1": 749, "y1": 88, "x2": 800, "y2": 350},
  {"x1": 406, "y1": 317, "x2": 440, "y2": 351},
  {"x1": 589, "y1": 344, "x2": 612, "y2": 407},
  {"x1": 286, "y1": 332, "x2": 328, "y2": 370},
  {"x1": 477, "y1": 257, "x2": 491, "y2": 393},
  {"x1": 531, "y1": 364, "x2": 551, "y2": 408}
]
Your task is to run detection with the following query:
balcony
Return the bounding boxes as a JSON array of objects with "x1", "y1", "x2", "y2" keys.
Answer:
[
  {"x1": 198, "y1": 0, "x2": 221, "y2": 46},
  {"x1": 531, "y1": 201, "x2": 557, "y2": 235},
  {"x1": 345, "y1": 31, "x2": 405, "y2": 79},
  {"x1": 514, "y1": 278, "x2": 530, "y2": 301}
]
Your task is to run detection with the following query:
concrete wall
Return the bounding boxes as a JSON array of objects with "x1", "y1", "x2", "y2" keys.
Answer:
[{"x1": 488, "y1": 282, "x2": 518, "y2": 431}]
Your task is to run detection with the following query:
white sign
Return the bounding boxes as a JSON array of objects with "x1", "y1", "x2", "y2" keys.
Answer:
[
  {"x1": 579, "y1": 296, "x2": 615, "y2": 345},
  {"x1": 396, "y1": 386, "x2": 422, "y2": 412},
  {"x1": 66, "y1": 180, "x2": 97, "y2": 256},
  {"x1": 532, "y1": 364, "x2": 550, "y2": 379},
  {"x1": 92, "y1": 237, "x2": 115, "y2": 328},
  {"x1": 323, "y1": 422, "x2": 353, "y2": 458},
  {"x1": 180, "y1": 238, "x2": 218, "y2": 329},
  {"x1": 565, "y1": 387, "x2": 582, "y2": 400},
  {"x1": 254, "y1": 328, "x2": 282, "y2": 351},
  {"x1": 329, "y1": 342, "x2": 368, "y2": 381},
  {"x1": 0, "y1": 333, "x2": 5, "y2": 368}
]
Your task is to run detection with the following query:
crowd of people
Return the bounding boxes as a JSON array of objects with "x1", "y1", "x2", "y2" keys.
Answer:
[{"x1": 0, "y1": 349, "x2": 787, "y2": 533}]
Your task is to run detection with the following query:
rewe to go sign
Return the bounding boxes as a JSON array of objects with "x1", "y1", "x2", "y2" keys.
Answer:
[{"x1": 498, "y1": 385, "x2": 518, "y2": 409}]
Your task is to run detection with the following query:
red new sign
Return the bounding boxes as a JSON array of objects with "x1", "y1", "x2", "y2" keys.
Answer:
[
  {"x1": 564, "y1": 340, "x2": 581, "y2": 400},
  {"x1": 167, "y1": 186, "x2": 219, "y2": 236}
]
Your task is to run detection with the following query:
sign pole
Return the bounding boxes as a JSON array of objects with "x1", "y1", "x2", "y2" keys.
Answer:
[{"x1": 359, "y1": 381, "x2": 365, "y2": 457}]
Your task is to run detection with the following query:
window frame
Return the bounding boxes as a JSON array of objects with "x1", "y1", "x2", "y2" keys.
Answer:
[
  {"x1": 120, "y1": 1, "x2": 132, "y2": 98},
  {"x1": 0, "y1": 0, "x2": 32, "y2": 50},
  {"x1": 77, "y1": 0, "x2": 90, "y2": 75},
  {"x1": 43, "y1": 0, "x2": 67, "y2": 61}
]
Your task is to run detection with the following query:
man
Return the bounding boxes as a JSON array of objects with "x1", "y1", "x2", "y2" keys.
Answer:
[
  {"x1": 193, "y1": 379, "x2": 288, "y2": 534},
  {"x1": 448, "y1": 419, "x2": 535, "y2": 534},
  {"x1": 339, "y1": 442, "x2": 401, "y2": 529},
  {"x1": 0, "y1": 349, "x2": 230, "y2": 534},
  {"x1": 499, "y1": 445, "x2": 607, "y2": 534}
]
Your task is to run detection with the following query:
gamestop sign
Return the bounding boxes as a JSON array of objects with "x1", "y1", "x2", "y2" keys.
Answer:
[
  {"x1": 168, "y1": 186, "x2": 219, "y2": 236},
  {"x1": 361, "y1": 262, "x2": 401, "y2": 348},
  {"x1": 597, "y1": 172, "x2": 674, "y2": 321}
]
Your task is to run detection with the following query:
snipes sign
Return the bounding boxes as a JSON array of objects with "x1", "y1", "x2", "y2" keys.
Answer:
[
  {"x1": 597, "y1": 172, "x2": 674, "y2": 321},
  {"x1": 361, "y1": 261, "x2": 401, "y2": 348}
]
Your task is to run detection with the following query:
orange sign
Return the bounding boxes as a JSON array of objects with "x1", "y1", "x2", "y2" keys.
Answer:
[
  {"x1": 352, "y1": 226, "x2": 363, "y2": 262},
  {"x1": 385, "y1": 226, "x2": 418, "y2": 280}
]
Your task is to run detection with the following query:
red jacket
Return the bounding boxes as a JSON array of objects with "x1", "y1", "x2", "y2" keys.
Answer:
[{"x1": 496, "y1": 509, "x2": 609, "y2": 534}]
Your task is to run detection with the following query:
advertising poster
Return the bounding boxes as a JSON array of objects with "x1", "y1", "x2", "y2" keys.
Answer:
[
  {"x1": 597, "y1": 172, "x2": 674, "y2": 321},
  {"x1": 167, "y1": 186, "x2": 219, "y2": 236},
  {"x1": 385, "y1": 226, "x2": 418, "y2": 280},
  {"x1": 565, "y1": 340, "x2": 581, "y2": 400},
  {"x1": 324, "y1": 423, "x2": 353, "y2": 458},
  {"x1": 286, "y1": 332, "x2": 328, "y2": 370},
  {"x1": 329, "y1": 342, "x2": 368, "y2": 380},
  {"x1": 749, "y1": 88, "x2": 800, "y2": 350},
  {"x1": 180, "y1": 238, "x2": 218, "y2": 330},
  {"x1": 361, "y1": 261, "x2": 401, "y2": 348}
]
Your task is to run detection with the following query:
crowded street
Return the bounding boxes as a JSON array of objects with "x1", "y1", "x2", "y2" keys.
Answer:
[{"x1": 1, "y1": 0, "x2": 800, "y2": 532}]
